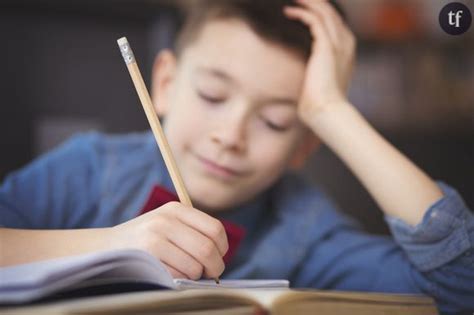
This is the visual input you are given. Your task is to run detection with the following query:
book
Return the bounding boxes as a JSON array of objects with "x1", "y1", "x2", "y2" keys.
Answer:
[
  {"x1": 0, "y1": 249, "x2": 438, "y2": 314},
  {"x1": 1, "y1": 287, "x2": 438, "y2": 315}
]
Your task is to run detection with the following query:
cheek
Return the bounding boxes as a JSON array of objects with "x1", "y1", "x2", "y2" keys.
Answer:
[
  {"x1": 248, "y1": 132, "x2": 299, "y2": 181},
  {"x1": 163, "y1": 94, "x2": 207, "y2": 150}
]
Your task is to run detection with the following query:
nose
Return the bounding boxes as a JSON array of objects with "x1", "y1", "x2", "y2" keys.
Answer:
[{"x1": 210, "y1": 107, "x2": 247, "y2": 152}]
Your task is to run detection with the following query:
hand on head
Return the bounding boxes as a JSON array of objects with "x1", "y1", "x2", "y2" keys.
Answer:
[{"x1": 284, "y1": 0, "x2": 356, "y2": 126}]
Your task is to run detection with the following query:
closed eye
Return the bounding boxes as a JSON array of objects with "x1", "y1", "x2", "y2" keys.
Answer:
[
  {"x1": 262, "y1": 118, "x2": 288, "y2": 132},
  {"x1": 197, "y1": 90, "x2": 225, "y2": 104}
]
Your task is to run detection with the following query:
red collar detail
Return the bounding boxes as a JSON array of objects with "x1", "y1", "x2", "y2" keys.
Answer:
[
  {"x1": 139, "y1": 185, "x2": 246, "y2": 265},
  {"x1": 139, "y1": 185, "x2": 179, "y2": 215}
]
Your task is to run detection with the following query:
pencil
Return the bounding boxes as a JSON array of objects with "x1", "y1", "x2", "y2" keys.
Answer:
[{"x1": 117, "y1": 37, "x2": 220, "y2": 285}]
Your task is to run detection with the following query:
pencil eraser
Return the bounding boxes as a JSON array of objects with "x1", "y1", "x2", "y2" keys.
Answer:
[
  {"x1": 117, "y1": 37, "x2": 128, "y2": 46},
  {"x1": 117, "y1": 37, "x2": 135, "y2": 65}
]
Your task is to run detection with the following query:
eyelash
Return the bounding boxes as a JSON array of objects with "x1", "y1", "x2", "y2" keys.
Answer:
[
  {"x1": 263, "y1": 119, "x2": 287, "y2": 132},
  {"x1": 197, "y1": 91, "x2": 224, "y2": 104},
  {"x1": 198, "y1": 90, "x2": 288, "y2": 132}
]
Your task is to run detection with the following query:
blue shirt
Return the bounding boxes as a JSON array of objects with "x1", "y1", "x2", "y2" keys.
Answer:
[{"x1": 1, "y1": 132, "x2": 473, "y2": 314}]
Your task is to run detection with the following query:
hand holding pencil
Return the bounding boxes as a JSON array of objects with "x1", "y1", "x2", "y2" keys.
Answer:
[{"x1": 117, "y1": 37, "x2": 224, "y2": 283}]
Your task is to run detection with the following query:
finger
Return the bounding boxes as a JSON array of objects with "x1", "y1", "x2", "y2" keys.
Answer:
[
  {"x1": 155, "y1": 237, "x2": 204, "y2": 280},
  {"x1": 173, "y1": 204, "x2": 229, "y2": 257},
  {"x1": 163, "y1": 261, "x2": 189, "y2": 279},
  {"x1": 165, "y1": 218, "x2": 225, "y2": 279},
  {"x1": 283, "y1": 6, "x2": 331, "y2": 48},
  {"x1": 309, "y1": 2, "x2": 357, "y2": 65},
  {"x1": 307, "y1": 1, "x2": 357, "y2": 58},
  {"x1": 314, "y1": 1, "x2": 355, "y2": 46},
  {"x1": 295, "y1": 0, "x2": 344, "y2": 47},
  {"x1": 297, "y1": 0, "x2": 345, "y2": 27}
]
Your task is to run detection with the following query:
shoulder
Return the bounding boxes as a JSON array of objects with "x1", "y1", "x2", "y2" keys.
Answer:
[
  {"x1": 62, "y1": 131, "x2": 165, "y2": 191},
  {"x1": 60, "y1": 131, "x2": 155, "y2": 156},
  {"x1": 52, "y1": 131, "x2": 157, "y2": 167},
  {"x1": 18, "y1": 131, "x2": 162, "y2": 193}
]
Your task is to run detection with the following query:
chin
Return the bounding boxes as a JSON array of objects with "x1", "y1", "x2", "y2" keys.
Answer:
[
  {"x1": 192, "y1": 197, "x2": 235, "y2": 213},
  {"x1": 187, "y1": 182, "x2": 242, "y2": 213}
]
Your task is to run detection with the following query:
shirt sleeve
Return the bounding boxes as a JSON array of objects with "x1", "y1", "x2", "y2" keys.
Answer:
[
  {"x1": 385, "y1": 182, "x2": 473, "y2": 272},
  {"x1": 292, "y1": 183, "x2": 473, "y2": 314},
  {"x1": 385, "y1": 181, "x2": 474, "y2": 314},
  {"x1": 0, "y1": 132, "x2": 104, "y2": 229}
]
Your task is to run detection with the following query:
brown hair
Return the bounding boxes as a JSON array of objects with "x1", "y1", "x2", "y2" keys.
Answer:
[{"x1": 175, "y1": 0, "x2": 347, "y2": 61}]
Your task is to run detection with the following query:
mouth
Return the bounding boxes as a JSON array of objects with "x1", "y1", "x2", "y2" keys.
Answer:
[{"x1": 194, "y1": 154, "x2": 243, "y2": 179}]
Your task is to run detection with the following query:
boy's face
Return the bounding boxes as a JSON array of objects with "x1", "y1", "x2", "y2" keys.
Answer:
[{"x1": 153, "y1": 18, "x2": 313, "y2": 212}]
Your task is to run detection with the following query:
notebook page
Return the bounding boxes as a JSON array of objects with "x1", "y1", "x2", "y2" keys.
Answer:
[
  {"x1": 0, "y1": 249, "x2": 176, "y2": 303},
  {"x1": 174, "y1": 279, "x2": 289, "y2": 290}
]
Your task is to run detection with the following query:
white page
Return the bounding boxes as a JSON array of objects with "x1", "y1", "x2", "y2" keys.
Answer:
[
  {"x1": 0, "y1": 249, "x2": 176, "y2": 303},
  {"x1": 175, "y1": 279, "x2": 289, "y2": 290}
]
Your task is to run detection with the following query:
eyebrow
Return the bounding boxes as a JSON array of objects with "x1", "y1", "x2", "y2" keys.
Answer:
[
  {"x1": 195, "y1": 66, "x2": 298, "y2": 106},
  {"x1": 262, "y1": 96, "x2": 298, "y2": 106},
  {"x1": 196, "y1": 66, "x2": 234, "y2": 84}
]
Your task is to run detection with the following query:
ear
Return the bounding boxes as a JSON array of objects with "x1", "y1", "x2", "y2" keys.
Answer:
[
  {"x1": 151, "y1": 49, "x2": 177, "y2": 117},
  {"x1": 289, "y1": 131, "x2": 321, "y2": 170}
]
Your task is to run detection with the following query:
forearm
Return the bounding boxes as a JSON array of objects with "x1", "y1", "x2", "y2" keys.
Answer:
[
  {"x1": 0, "y1": 227, "x2": 117, "y2": 267},
  {"x1": 309, "y1": 102, "x2": 443, "y2": 226}
]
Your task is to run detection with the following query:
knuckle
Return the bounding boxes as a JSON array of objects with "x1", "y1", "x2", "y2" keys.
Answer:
[
  {"x1": 200, "y1": 240, "x2": 217, "y2": 260},
  {"x1": 222, "y1": 239, "x2": 229, "y2": 255},
  {"x1": 152, "y1": 215, "x2": 175, "y2": 235},
  {"x1": 164, "y1": 201, "x2": 181, "y2": 212},
  {"x1": 187, "y1": 262, "x2": 204, "y2": 280},
  {"x1": 209, "y1": 220, "x2": 225, "y2": 239},
  {"x1": 216, "y1": 259, "x2": 225, "y2": 275},
  {"x1": 207, "y1": 259, "x2": 225, "y2": 278},
  {"x1": 153, "y1": 215, "x2": 170, "y2": 230},
  {"x1": 169, "y1": 269, "x2": 182, "y2": 279},
  {"x1": 156, "y1": 203, "x2": 170, "y2": 214},
  {"x1": 346, "y1": 33, "x2": 356, "y2": 45},
  {"x1": 140, "y1": 235, "x2": 163, "y2": 255}
]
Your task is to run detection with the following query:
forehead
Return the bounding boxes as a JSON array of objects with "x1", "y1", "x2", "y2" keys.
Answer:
[{"x1": 178, "y1": 18, "x2": 306, "y2": 98}]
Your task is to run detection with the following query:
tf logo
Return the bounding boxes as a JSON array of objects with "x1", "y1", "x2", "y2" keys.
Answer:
[{"x1": 439, "y1": 2, "x2": 472, "y2": 35}]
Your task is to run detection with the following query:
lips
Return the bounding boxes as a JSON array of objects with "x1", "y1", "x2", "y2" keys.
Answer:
[{"x1": 195, "y1": 154, "x2": 243, "y2": 179}]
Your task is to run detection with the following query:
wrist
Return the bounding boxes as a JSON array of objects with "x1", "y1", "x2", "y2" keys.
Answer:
[
  {"x1": 104, "y1": 226, "x2": 128, "y2": 251},
  {"x1": 305, "y1": 100, "x2": 356, "y2": 134}
]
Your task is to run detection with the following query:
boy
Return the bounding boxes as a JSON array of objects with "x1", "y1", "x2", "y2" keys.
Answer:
[{"x1": 1, "y1": 0, "x2": 473, "y2": 313}]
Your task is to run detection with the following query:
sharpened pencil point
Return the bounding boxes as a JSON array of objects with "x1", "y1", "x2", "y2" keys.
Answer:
[{"x1": 215, "y1": 277, "x2": 220, "y2": 284}]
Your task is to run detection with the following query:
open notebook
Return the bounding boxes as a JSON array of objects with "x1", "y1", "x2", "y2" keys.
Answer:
[
  {"x1": 0, "y1": 249, "x2": 288, "y2": 304},
  {"x1": 0, "y1": 249, "x2": 437, "y2": 314}
]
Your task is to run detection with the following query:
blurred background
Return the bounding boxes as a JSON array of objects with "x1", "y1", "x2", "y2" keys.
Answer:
[{"x1": 0, "y1": 0, "x2": 472, "y2": 234}]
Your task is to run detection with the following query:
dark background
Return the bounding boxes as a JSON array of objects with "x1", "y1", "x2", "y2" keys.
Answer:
[{"x1": 0, "y1": 0, "x2": 473, "y2": 234}]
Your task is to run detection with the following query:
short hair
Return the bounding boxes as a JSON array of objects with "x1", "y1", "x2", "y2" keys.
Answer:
[{"x1": 175, "y1": 0, "x2": 347, "y2": 61}]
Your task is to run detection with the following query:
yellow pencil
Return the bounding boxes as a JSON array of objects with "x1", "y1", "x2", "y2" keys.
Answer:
[{"x1": 117, "y1": 37, "x2": 220, "y2": 285}]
